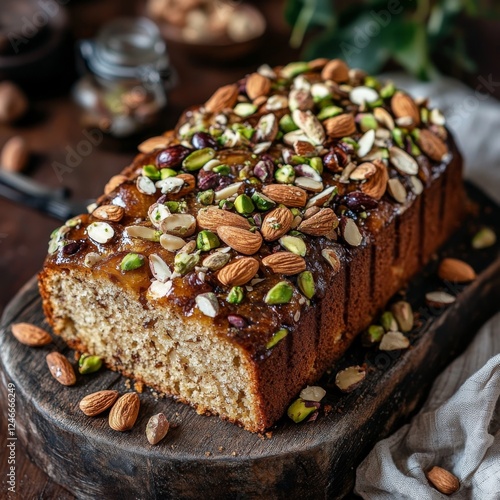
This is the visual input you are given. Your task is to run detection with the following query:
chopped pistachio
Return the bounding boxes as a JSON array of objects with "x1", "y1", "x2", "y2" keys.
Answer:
[
  {"x1": 234, "y1": 194, "x2": 255, "y2": 214},
  {"x1": 78, "y1": 354, "x2": 103, "y2": 374},
  {"x1": 212, "y1": 164, "x2": 230, "y2": 176},
  {"x1": 392, "y1": 128, "x2": 405, "y2": 148},
  {"x1": 279, "y1": 235, "x2": 307, "y2": 256},
  {"x1": 142, "y1": 164, "x2": 161, "y2": 180},
  {"x1": 362, "y1": 325, "x2": 385, "y2": 346},
  {"x1": 202, "y1": 251, "x2": 230, "y2": 271},
  {"x1": 227, "y1": 286, "x2": 245, "y2": 305},
  {"x1": 281, "y1": 61, "x2": 310, "y2": 79},
  {"x1": 420, "y1": 107, "x2": 429, "y2": 124},
  {"x1": 234, "y1": 102, "x2": 257, "y2": 117},
  {"x1": 165, "y1": 200, "x2": 187, "y2": 213},
  {"x1": 279, "y1": 114, "x2": 299, "y2": 133},
  {"x1": 218, "y1": 199, "x2": 234, "y2": 211},
  {"x1": 380, "y1": 81, "x2": 396, "y2": 99},
  {"x1": 174, "y1": 252, "x2": 200, "y2": 275},
  {"x1": 308, "y1": 156, "x2": 324, "y2": 175},
  {"x1": 287, "y1": 397, "x2": 316, "y2": 423},
  {"x1": 364, "y1": 75, "x2": 380, "y2": 89},
  {"x1": 317, "y1": 105, "x2": 343, "y2": 121},
  {"x1": 391, "y1": 301, "x2": 414, "y2": 332},
  {"x1": 264, "y1": 281, "x2": 294, "y2": 305},
  {"x1": 160, "y1": 168, "x2": 177, "y2": 179},
  {"x1": 275, "y1": 164, "x2": 295, "y2": 184},
  {"x1": 197, "y1": 230, "x2": 220, "y2": 252},
  {"x1": 182, "y1": 148, "x2": 216, "y2": 171},
  {"x1": 381, "y1": 311, "x2": 398, "y2": 332},
  {"x1": 120, "y1": 253, "x2": 144, "y2": 271},
  {"x1": 266, "y1": 328, "x2": 288, "y2": 349},
  {"x1": 297, "y1": 271, "x2": 315, "y2": 299},
  {"x1": 359, "y1": 114, "x2": 378, "y2": 131},
  {"x1": 251, "y1": 192, "x2": 276, "y2": 211},
  {"x1": 197, "y1": 189, "x2": 215, "y2": 205},
  {"x1": 472, "y1": 227, "x2": 496, "y2": 249}
]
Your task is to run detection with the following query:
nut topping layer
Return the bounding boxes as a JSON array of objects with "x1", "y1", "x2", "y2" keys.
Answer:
[{"x1": 46, "y1": 59, "x2": 452, "y2": 357}]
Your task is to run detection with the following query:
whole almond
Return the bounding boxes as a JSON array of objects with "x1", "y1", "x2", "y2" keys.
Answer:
[
  {"x1": 262, "y1": 184, "x2": 307, "y2": 208},
  {"x1": 323, "y1": 114, "x2": 356, "y2": 138},
  {"x1": 146, "y1": 412, "x2": 170, "y2": 445},
  {"x1": 416, "y1": 129, "x2": 448, "y2": 162},
  {"x1": 197, "y1": 207, "x2": 251, "y2": 232},
  {"x1": 0, "y1": 81, "x2": 28, "y2": 124},
  {"x1": 109, "y1": 392, "x2": 140, "y2": 431},
  {"x1": 104, "y1": 174, "x2": 128, "y2": 195},
  {"x1": 426, "y1": 466, "x2": 460, "y2": 495},
  {"x1": 79, "y1": 390, "x2": 119, "y2": 417},
  {"x1": 262, "y1": 252, "x2": 306, "y2": 275},
  {"x1": 217, "y1": 226, "x2": 263, "y2": 255},
  {"x1": 204, "y1": 84, "x2": 239, "y2": 114},
  {"x1": 321, "y1": 59, "x2": 349, "y2": 83},
  {"x1": 92, "y1": 204, "x2": 125, "y2": 222},
  {"x1": 438, "y1": 258, "x2": 476, "y2": 282},
  {"x1": 246, "y1": 73, "x2": 271, "y2": 100},
  {"x1": 217, "y1": 257, "x2": 259, "y2": 286},
  {"x1": 138, "y1": 136, "x2": 170, "y2": 154},
  {"x1": 1, "y1": 136, "x2": 29, "y2": 172},
  {"x1": 46, "y1": 352, "x2": 76, "y2": 386},
  {"x1": 11, "y1": 323, "x2": 52, "y2": 346},
  {"x1": 391, "y1": 92, "x2": 420, "y2": 128},
  {"x1": 261, "y1": 206, "x2": 294, "y2": 241},
  {"x1": 361, "y1": 159, "x2": 388, "y2": 200},
  {"x1": 298, "y1": 208, "x2": 338, "y2": 236}
]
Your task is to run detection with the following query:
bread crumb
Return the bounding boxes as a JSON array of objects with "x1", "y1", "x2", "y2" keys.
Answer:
[
  {"x1": 231, "y1": 451, "x2": 237, "y2": 456},
  {"x1": 124, "y1": 379, "x2": 131, "y2": 390},
  {"x1": 218, "y1": 446, "x2": 224, "y2": 451},
  {"x1": 265, "y1": 431, "x2": 273, "y2": 439},
  {"x1": 205, "y1": 451, "x2": 211, "y2": 457},
  {"x1": 134, "y1": 380, "x2": 144, "y2": 393}
]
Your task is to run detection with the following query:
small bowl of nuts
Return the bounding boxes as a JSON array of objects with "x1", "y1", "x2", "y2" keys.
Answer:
[{"x1": 146, "y1": 0, "x2": 266, "y2": 61}]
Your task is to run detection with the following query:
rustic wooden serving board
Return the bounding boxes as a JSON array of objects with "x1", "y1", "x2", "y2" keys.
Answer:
[{"x1": 1, "y1": 183, "x2": 499, "y2": 500}]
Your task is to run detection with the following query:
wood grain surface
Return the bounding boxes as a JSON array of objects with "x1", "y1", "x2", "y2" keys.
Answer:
[{"x1": 1, "y1": 184, "x2": 499, "y2": 499}]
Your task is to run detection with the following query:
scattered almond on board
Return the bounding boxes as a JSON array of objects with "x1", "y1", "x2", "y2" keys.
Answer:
[{"x1": 11, "y1": 323, "x2": 52, "y2": 346}]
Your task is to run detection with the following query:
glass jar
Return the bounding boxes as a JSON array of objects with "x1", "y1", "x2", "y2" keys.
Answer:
[{"x1": 74, "y1": 17, "x2": 175, "y2": 137}]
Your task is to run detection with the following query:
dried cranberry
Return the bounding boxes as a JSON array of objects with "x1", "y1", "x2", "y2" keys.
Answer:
[
  {"x1": 227, "y1": 314, "x2": 248, "y2": 329},
  {"x1": 191, "y1": 132, "x2": 218, "y2": 150},
  {"x1": 156, "y1": 145, "x2": 191, "y2": 169},
  {"x1": 343, "y1": 192, "x2": 378, "y2": 211}
]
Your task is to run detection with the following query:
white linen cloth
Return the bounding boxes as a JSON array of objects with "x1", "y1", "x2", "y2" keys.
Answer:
[{"x1": 355, "y1": 75, "x2": 500, "y2": 498}]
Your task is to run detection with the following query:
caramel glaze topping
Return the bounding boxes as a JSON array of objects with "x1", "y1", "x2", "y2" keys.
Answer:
[{"x1": 45, "y1": 59, "x2": 453, "y2": 360}]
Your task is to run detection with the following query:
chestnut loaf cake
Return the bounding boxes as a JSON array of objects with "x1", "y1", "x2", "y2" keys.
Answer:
[{"x1": 39, "y1": 59, "x2": 464, "y2": 432}]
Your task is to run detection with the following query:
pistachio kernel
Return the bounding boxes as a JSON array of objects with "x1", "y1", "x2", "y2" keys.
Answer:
[
  {"x1": 251, "y1": 192, "x2": 276, "y2": 211},
  {"x1": 317, "y1": 105, "x2": 343, "y2": 121},
  {"x1": 279, "y1": 235, "x2": 307, "y2": 256},
  {"x1": 297, "y1": 271, "x2": 315, "y2": 299},
  {"x1": 182, "y1": 147, "x2": 216, "y2": 171},
  {"x1": 266, "y1": 328, "x2": 288, "y2": 349},
  {"x1": 174, "y1": 252, "x2": 200, "y2": 275},
  {"x1": 380, "y1": 81, "x2": 396, "y2": 99},
  {"x1": 287, "y1": 397, "x2": 317, "y2": 423},
  {"x1": 362, "y1": 325, "x2": 385, "y2": 346},
  {"x1": 234, "y1": 194, "x2": 255, "y2": 214},
  {"x1": 381, "y1": 311, "x2": 398, "y2": 332},
  {"x1": 160, "y1": 168, "x2": 177, "y2": 179},
  {"x1": 472, "y1": 227, "x2": 496, "y2": 249},
  {"x1": 142, "y1": 164, "x2": 160, "y2": 180},
  {"x1": 213, "y1": 164, "x2": 230, "y2": 175},
  {"x1": 264, "y1": 281, "x2": 294, "y2": 305},
  {"x1": 78, "y1": 354, "x2": 103, "y2": 374},
  {"x1": 197, "y1": 189, "x2": 215, "y2": 205},
  {"x1": 275, "y1": 164, "x2": 295, "y2": 184},
  {"x1": 197, "y1": 230, "x2": 220, "y2": 252},
  {"x1": 391, "y1": 301, "x2": 414, "y2": 333},
  {"x1": 120, "y1": 253, "x2": 145, "y2": 271},
  {"x1": 308, "y1": 156, "x2": 323, "y2": 174},
  {"x1": 227, "y1": 286, "x2": 245, "y2": 305},
  {"x1": 279, "y1": 114, "x2": 299, "y2": 133}
]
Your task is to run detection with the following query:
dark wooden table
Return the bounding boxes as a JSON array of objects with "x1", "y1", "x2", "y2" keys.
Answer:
[{"x1": 0, "y1": 1, "x2": 296, "y2": 498}]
